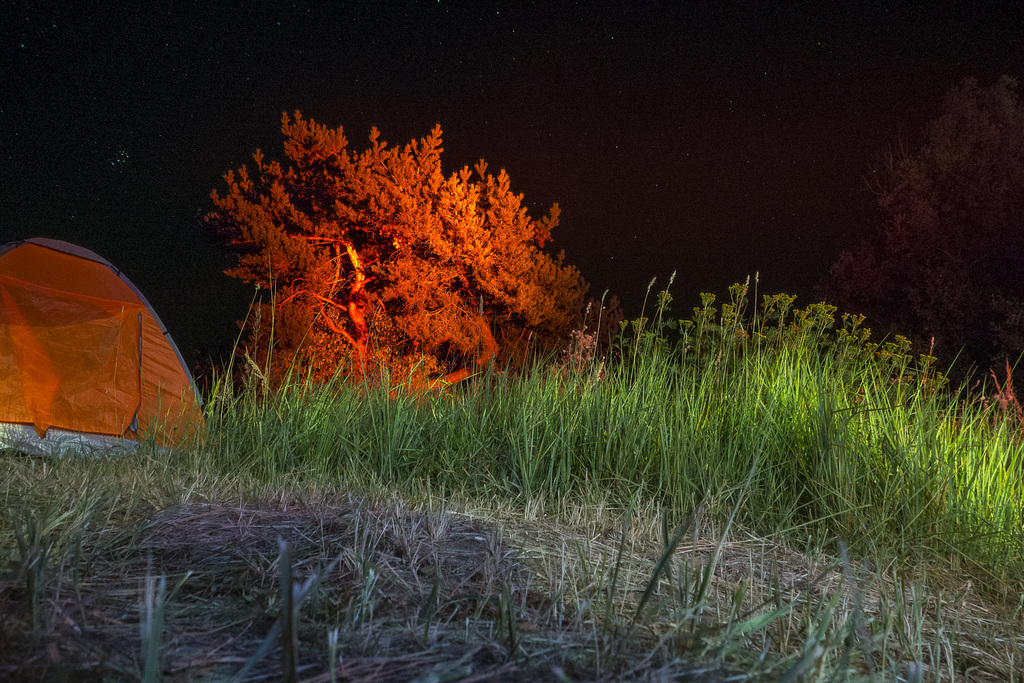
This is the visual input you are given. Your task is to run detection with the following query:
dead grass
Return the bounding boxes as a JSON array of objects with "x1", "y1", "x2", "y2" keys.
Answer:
[
  {"x1": 2, "y1": 484, "x2": 1021, "y2": 681},
  {"x1": 0, "y1": 493, "x2": 714, "y2": 681}
]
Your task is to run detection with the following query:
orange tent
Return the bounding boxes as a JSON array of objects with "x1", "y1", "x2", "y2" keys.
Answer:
[{"x1": 0, "y1": 238, "x2": 204, "y2": 455}]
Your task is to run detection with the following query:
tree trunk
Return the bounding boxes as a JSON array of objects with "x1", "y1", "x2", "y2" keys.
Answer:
[
  {"x1": 345, "y1": 243, "x2": 370, "y2": 372},
  {"x1": 442, "y1": 316, "x2": 498, "y2": 384}
]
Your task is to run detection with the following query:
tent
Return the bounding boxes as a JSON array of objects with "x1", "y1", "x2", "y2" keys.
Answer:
[{"x1": 0, "y1": 238, "x2": 204, "y2": 455}]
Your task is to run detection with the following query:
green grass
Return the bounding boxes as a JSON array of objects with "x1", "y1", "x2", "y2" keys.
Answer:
[
  {"x1": 205, "y1": 279, "x2": 1024, "y2": 581},
  {"x1": 2, "y1": 278, "x2": 1023, "y2": 680}
]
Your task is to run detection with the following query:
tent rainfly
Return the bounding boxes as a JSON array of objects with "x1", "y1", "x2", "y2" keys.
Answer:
[{"x1": 0, "y1": 238, "x2": 204, "y2": 455}]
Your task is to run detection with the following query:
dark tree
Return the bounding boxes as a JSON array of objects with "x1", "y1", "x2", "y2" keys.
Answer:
[
  {"x1": 204, "y1": 112, "x2": 598, "y2": 385},
  {"x1": 819, "y1": 76, "x2": 1024, "y2": 376}
]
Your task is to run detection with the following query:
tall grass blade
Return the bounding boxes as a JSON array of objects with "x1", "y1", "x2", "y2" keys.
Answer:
[{"x1": 632, "y1": 504, "x2": 702, "y2": 624}]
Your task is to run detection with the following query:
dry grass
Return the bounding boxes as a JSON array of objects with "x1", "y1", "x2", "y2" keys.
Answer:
[
  {"x1": 2, "y1": 480, "x2": 1021, "y2": 681},
  {"x1": 0, "y1": 490, "x2": 722, "y2": 681}
]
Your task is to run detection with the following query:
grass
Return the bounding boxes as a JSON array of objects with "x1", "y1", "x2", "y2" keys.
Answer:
[{"x1": 1, "y1": 277, "x2": 1023, "y2": 681}]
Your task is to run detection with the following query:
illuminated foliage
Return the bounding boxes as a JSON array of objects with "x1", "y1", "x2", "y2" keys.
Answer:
[
  {"x1": 820, "y1": 76, "x2": 1024, "y2": 375},
  {"x1": 204, "y1": 112, "x2": 588, "y2": 384}
]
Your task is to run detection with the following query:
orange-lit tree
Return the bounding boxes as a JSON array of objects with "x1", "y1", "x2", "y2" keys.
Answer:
[{"x1": 203, "y1": 112, "x2": 587, "y2": 385}]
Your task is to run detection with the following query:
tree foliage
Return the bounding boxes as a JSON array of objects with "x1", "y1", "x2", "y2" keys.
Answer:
[
  {"x1": 819, "y1": 76, "x2": 1024, "y2": 376},
  {"x1": 204, "y1": 112, "x2": 596, "y2": 384}
]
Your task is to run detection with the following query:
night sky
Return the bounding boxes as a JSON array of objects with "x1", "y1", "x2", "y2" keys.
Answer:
[{"x1": 4, "y1": 2, "x2": 1024, "y2": 363}]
